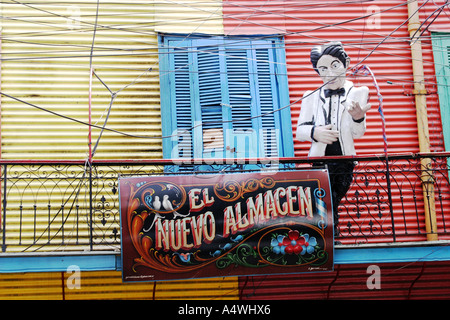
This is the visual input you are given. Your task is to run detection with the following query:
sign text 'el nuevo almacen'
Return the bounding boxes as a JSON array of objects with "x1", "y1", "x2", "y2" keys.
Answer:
[{"x1": 120, "y1": 170, "x2": 334, "y2": 282}]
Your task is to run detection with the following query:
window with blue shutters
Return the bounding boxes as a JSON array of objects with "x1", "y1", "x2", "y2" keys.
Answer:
[{"x1": 158, "y1": 35, "x2": 293, "y2": 171}]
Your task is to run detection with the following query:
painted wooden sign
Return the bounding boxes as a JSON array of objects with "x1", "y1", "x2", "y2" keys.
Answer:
[{"x1": 120, "y1": 170, "x2": 334, "y2": 282}]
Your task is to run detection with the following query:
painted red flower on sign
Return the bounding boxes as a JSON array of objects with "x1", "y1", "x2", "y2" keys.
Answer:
[
  {"x1": 271, "y1": 230, "x2": 318, "y2": 256},
  {"x1": 284, "y1": 230, "x2": 303, "y2": 255}
]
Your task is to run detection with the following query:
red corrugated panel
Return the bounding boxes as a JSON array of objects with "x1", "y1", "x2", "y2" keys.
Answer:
[
  {"x1": 419, "y1": 1, "x2": 450, "y2": 242},
  {"x1": 239, "y1": 261, "x2": 450, "y2": 300},
  {"x1": 223, "y1": 0, "x2": 450, "y2": 244},
  {"x1": 282, "y1": 1, "x2": 424, "y2": 156},
  {"x1": 223, "y1": 0, "x2": 449, "y2": 153}
]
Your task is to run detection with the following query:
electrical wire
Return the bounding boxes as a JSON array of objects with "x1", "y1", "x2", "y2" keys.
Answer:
[
  {"x1": 1, "y1": 0, "x2": 448, "y2": 72},
  {"x1": 1, "y1": 13, "x2": 448, "y2": 74},
  {"x1": 0, "y1": 0, "x2": 448, "y2": 141},
  {"x1": 1, "y1": 1, "x2": 449, "y2": 279},
  {"x1": 1, "y1": 0, "x2": 449, "y2": 258},
  {"x1": 0, "y1": 1, "x2": 424, "y2": 53}
]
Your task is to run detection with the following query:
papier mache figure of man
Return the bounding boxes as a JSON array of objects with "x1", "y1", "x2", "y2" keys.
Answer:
[{"x1": 296, "y1": 42, "x2": 371, "y2": 236}]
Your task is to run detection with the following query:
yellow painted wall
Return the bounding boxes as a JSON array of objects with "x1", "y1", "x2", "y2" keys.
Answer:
[
  {"x1": 0, "y1": 0, "x2": 225, "y2": 253},
  {"x1": 0, "y1": 0, "x2": 237, "y2": 301},
  {"x1": 1, "y1": 0, "x2": 162, "y2": 160},
  {"x1": 0, "y1": 271, "x2": 239, "y2": 300},
  {"x1": 154, "y1": 0, "x2": 224, "y2": 35}
]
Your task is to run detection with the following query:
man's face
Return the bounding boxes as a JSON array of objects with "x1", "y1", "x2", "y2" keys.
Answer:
[{"x1": 316, "y1": 54, "x2": 347, "y2": 90}]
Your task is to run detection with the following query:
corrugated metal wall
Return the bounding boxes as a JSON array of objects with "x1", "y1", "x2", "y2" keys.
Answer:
[
  {"x1": 0, "y1": 0, "x2": 228, "y2": 253},
  {"x1": 0, "y1": 271, "x2": 239, "y2": 300},
  {"x1": 223, "y1": 0, "x2": 450, "y2": 244},
  {"x1": 222, "y1": 0, "x2": 286, "y2": 35},
  {"x1": 223, "y1": 0, "x2": 447, "y2": 156},
  {"x1": 0, "y1": 0, "x2": 239, "y2": 300},
  {"x1": 239, "y1": 260, "x2": 450, "y2": 300},
  {"x1": 153, "y1": 0, "x2": 224, "y2": 35},
  {"x1": 0, "y1": 1, "x2": 164, "y2": 255},
  {"x1": 265, "y1": 0, "x2": 445, "y2": 156},
  {"x1": 0, "y1": 0, "x2": 161, "y2": 160},
  {"x1": 2, "y1": 262, "x2": 450, "y2": 300},
  {"x1": 223, "y1": 0, "x2": 450, "y2": 301},
  {"x1": 2, "y1": 0, "x2": 450, "y2": 300}
]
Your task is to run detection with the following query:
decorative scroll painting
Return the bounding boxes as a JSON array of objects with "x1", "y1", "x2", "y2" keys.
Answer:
[{"x1": 119, "y1": 170, "x2": 334, "y2": 282}]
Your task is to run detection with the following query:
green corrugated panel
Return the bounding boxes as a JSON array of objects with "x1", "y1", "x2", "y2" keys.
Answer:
[{"x1": 431, "y1": 32, "x2": 450, "y2": 151}]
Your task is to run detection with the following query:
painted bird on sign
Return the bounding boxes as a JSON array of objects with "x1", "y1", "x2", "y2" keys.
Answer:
[
  {"x1": 162, "y1": 194, "x2": 189, "y2": 219},
  {"x1": 153, "y1": 196, "x2": 161, "y2": 211},
  {"x1": 142, "y1": 184, "x2": 190, "y2": 232}
]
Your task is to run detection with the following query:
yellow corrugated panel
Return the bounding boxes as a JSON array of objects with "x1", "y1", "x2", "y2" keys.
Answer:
[
  {"x1": 0, "y1": 1, "x2": 236, "y2": 301},
  {"x1": 0, "y1": 272, "x2": 63, "y2": 300},
  {"x1": 1, "y1": 166, "x2": 92, "y2": 252},
  {"x1": 2, "y1": 163, "x2": 165, "y2": 253},
  {"x1": 0, "y1": 271, "x2": 239, "y2": 300},
  {"x1": 64, "y1": 271, "x2": 238, "y2": 300},
  {"x1": 1, "y1": 0, "x2": 162, "y2": 160},
  {"x1": 0, "y1": 0, "x2": 165, "y2": 252},
  {"x1": 153, "y1": 277, "x2": 239, "y2": 300},
  {"x1": 153, "y1": 0, "x2": 224, "y2": 35},
  {"x1": 0, "y1": 0, "x2": 224, "y2": 253}
]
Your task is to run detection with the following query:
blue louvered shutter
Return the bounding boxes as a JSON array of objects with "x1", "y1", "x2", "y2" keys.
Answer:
[
  {"x1": 194, "y1": 39, "x2": 228, "y2": 160},
  {"x1": 224, "y1": 43, "x2": 258, "y2": 159},
  {"x1": 160, "y1": 36, "x2": 293, "y2": 170},
  {"x1": 224, "y1": 40, "x2": 286, "y2": 159},
  {"x1": 254, "y1": 46, "x2": 279, "y2": 158},
  {"x1": 171, "y1": 46, "x2": 193, "y2": 159}
]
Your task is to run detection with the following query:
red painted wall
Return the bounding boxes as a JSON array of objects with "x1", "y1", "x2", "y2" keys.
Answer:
[
  {"x1": 223, "y1": 0, "x2": 450, "y2": 244},
  {"x1": 224, "y1": 0, "x2": 448, "y2": 155},
  {"x1": 239, "y1": 261, "x2": 450, "y2": 300}
]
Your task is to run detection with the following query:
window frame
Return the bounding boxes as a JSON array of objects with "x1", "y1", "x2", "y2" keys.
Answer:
[{"x1": 158, "y1": 34, "x2": 293, "y2": 169}]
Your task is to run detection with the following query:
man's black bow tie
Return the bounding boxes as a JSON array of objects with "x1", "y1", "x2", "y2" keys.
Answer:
[{"x1": 324, "y1": 88, "x2": 345, "y2": 98}]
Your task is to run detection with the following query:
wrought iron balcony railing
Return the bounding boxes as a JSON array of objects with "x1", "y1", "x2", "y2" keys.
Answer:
[{"x1": 1, "y1": 153, "x2": 449, "y2": 253}]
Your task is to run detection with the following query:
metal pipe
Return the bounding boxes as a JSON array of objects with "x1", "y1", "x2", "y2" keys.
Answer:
[
  {"x1": 0, "y1": 26, "x2": 3, "y2": 233},
  {"x1": 2, "y1": 164, "x2": 6, "y2": 252},
  {"x1": 407, "y1": 0, "x2": 438, "y2": 241},
  {"x1": 88, "y1": 67, "x2": 93, "y2": 163}
]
